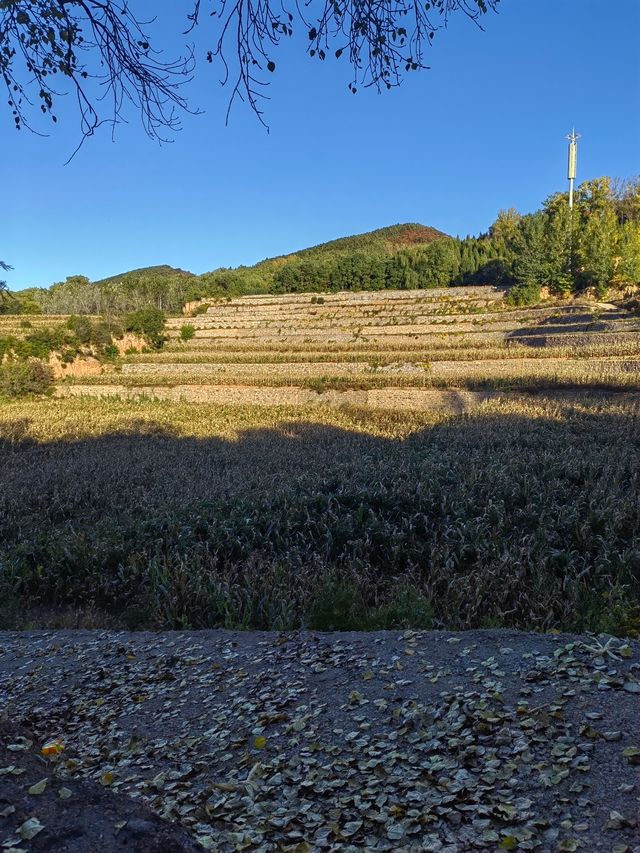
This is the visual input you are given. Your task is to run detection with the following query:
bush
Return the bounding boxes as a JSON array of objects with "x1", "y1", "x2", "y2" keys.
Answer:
[
  {"x1": 124, "y1": 307, "x2": 166, "y2": 348},
  {"x1": 306, "y1": 579, "x2": 434, "y2": 631},
  {"x1": 65, "y1": 315, "x2": 93, "y2": 344},
  {"x1": 0, "y1": 336, "x2": 17, "y2": 361},
  {"x1": 0, "y1": 361, "x2": 54, "y2": 397},
  {"x1": 22, "y1": 327, "x2": 68, "y2": 359},
  {"x1": 180, "y1": 324, "x2": 196, "y2": 342},
  {"x1": 91, "y1": 320, "x2": 117, "y2": 347},
  {"x1": 505, "y1": 281, "x2": 541, "y2": 306},
  {"x1": 190, "y1": 304, "x2": 210, "y2": 317}
]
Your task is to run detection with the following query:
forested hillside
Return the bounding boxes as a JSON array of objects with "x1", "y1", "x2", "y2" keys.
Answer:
[{"x1": 5, "y1": 177, "x2": 640, "y2": 316}]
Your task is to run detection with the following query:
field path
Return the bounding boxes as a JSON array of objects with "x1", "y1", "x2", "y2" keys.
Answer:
[{"x1": 1, "y1": 629, "x2": 639, "y2": 852}]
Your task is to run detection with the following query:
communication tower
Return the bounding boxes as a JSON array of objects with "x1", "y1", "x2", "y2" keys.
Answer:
[{"x1": 566, "y1": 129, "x2": 581, "y2": 210}]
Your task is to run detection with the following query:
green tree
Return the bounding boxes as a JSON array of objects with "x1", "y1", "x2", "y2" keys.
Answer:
[
  {"x1": 124, "y1": 307, "x2": 167, "y2": 348},
  {"x1": 576, "y1": 208, "x2": 618, "y2": 296},
  {"x1": 613, "y1": 178, "x2": 640, "y2": 224},
  {"x1": 615, "y1": 222, "x2": 640, "y2": 285},
  {"x1": 0, "y1": 261, "x2": 11, "y2": 297},
  {"x1": 508, "y1": 213, "x2": 547, "y2": 304},
  {"x1": 543, "y1": 196, "x2": 573, "y2": 295},
  {"x1": 489, "y1": 208, "x2": 521, "y2": 254},
  {"x1": 413, "y1": 239, "x2": 460, "y2": 287}
]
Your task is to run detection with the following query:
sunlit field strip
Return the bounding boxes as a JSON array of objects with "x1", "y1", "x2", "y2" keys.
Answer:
[
  {"x1": 166, "y1": 306, "x2": 596, "y2": 327},
  {"x1": 132, "y1": 340, "x2": 640, "y2": 364},
  {"x1": 121, "y1": 356, "x2": 640, "y2": 377},
  {"x1": 61, "y1": 361, "x2": 640, "y2": 392}
]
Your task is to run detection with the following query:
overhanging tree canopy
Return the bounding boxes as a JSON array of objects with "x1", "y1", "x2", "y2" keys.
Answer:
[{"x1": 1, "y1": 0, "x2": 499, "y2": 140}]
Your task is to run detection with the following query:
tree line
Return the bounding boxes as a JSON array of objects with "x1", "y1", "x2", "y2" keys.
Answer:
[{"x1": 5, "y1": 176, "x2": 639, "y2": 316}]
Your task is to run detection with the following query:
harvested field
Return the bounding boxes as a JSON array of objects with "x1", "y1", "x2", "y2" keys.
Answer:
[
  {"x1": 57, "y1": 384, "x2": 509, "y2": 410},
  {"x1": 60, "y1": 289, "x2": 639, "y2": 406}
]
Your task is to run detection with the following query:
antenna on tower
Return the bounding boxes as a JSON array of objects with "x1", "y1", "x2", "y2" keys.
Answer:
[
  {"x1": 566, "y1": 128, "x2": 581, "y2": 210},
  {"x1": 565, "y1": 129, "x2": 581, "y2": 282}
]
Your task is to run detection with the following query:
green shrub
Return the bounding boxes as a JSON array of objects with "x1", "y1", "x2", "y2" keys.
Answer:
[
  {"x1": 180, "y1": 324, "x2": 196, "y2": 342},
  {"x1": 0, "y1": 335, "x2": 18, "y2": 361},
  {"x1": 91, "y1": 320, "x2": 117, "y2": 347},
  {"x1": 103, "y1": 344, "x2": 119, "y2": 360},
  {"x1": 306, "y1": 579, "x2": 366, "y2": 631},
  {"x1": 369, "y1": 587, "x2": 434, "y2": 630},
  {"x1": 65, "y1": 315, "x2": 93, "y2": 344},
  {"x1": 0, "y1": 361, "x2": 54, "y2": 397},
  {"x1": 19, "y1": 319, "x2": 32, "y2": 329},
  {"x1": 124, "y1": 307, "x2": 166, "y2": 348},
  {"x1": 22, "y1": 327, "x2": 68, "y2": 359},
  {"x1": 305, "y1": 579, "x2": 433, "y2": 631},
  {"x1": 190, "y1": 304, "x2": 210, "y2": 317},
  {"x1": 505, "y1": 281, "x2": 541, "y2": 306}
]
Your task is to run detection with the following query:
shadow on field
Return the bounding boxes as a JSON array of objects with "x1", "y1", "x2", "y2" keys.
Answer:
[
  {"x1": 0, "y1": 394, "x2": 639, "y2": 635},
  {"x1": 506, "y1": 307, "x2": 627, "y2": 348}
]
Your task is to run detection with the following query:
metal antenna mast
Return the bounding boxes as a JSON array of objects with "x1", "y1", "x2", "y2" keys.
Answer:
[
  {"x1": 566, "y1": 128, "x2": 581, "y2": 210},
  {"x1": 566, "y1": 129, "x2": 581, "y2": 280}
]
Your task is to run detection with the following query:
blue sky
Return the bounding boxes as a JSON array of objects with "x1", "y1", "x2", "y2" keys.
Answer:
[{"x1": 3, "y1": 0, "x2": 639, "y2": 289}]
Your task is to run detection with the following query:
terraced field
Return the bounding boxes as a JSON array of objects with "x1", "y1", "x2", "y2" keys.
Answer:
[{"x1": 58, "y1": 286, "x2": 640, "y2": 409}]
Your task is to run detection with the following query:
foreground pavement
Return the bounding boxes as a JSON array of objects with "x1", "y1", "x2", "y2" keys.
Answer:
[{"x1": 1, "y1": 629, "x2": 639, "y2": 852}]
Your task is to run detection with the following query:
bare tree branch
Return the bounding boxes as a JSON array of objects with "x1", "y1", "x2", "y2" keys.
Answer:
[
  {"x1": 1, "y1": 0, "x2": 499, "y2": 139},
  {"x1": 1, "y1": 1, "x2": 196, "y2": 144}
]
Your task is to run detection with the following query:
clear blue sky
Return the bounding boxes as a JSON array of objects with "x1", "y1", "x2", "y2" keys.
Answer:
[{"x1": 3, "y1": 0, "x2": 639, "y2": 290}]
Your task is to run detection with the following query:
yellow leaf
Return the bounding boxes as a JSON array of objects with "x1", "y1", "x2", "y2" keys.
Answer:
[
  {"x1": 253, "y1": 736, "x2": 266, "y2": 749},
  {"x1": 101, "y1": 771, "x2": 115, "y2": 786},
  {"x1": 499, "y1": 837, "x2": 518, "y2": 851},
  {"x1": 41, "y1": 738, "x2": 64, "y2": 756}
]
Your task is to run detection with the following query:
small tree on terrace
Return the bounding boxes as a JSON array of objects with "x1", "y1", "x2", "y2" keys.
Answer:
[{"x1": 0, "y1": 261, "x2": 12, "y2": 307}]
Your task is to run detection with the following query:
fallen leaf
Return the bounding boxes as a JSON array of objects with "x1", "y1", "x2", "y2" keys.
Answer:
[
  {"x1": 41, "y1": 738, "x2": 64, "y2": 756},
  {"x1": 27, "y1": 778, "x2": 47, "y2": 795},
  {"x1": 18, "y1": 818, "x2": 44, "y2": 841}
]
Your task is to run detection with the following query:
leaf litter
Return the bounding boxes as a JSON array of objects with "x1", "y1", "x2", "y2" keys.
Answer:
[{"x1": 0, "y1": 629, "x2": 638, "y2": 852}]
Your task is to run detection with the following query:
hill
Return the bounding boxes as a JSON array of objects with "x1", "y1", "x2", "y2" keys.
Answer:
[
  {"x1": 196, "y1": 222, "x2": 456, "y2": 301},
  {"x1": 93, "y1": 264, "x2": 196, "y2": 287},
  {"x1": 263, "y1": 223, "x2": 448, "y2": 263}
]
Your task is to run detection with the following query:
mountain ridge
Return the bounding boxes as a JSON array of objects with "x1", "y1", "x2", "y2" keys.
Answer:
[{"x1": 90, "y1": 224, "x2": 448, "y2": 284}]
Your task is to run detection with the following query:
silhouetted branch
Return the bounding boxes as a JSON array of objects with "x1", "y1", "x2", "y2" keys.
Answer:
[
  {"x1": 1, "y1": 0, "x2": 498, "y2": 137},
  {"x1": 1, "y1": 0, "x2": 196, "y2": 143}
]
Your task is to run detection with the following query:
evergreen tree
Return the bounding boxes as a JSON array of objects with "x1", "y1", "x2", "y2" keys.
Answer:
[
  {"x1": 509, "y1": 213, "x2": 547, "y2": 304},
  {"x1": 615, "y1": 222, "x2": 640, "y2": 285},
  {"x1": 576, "y1": 208, "x2": 618, "y2": 296}
]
